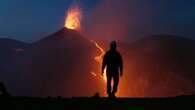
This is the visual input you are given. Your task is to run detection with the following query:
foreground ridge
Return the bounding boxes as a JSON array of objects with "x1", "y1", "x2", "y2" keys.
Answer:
[{"x1": 0, "y1": 95, "x2": 194, "y2": 110}]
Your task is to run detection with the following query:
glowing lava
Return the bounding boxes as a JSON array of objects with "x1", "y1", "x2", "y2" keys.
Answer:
[
  {"x1": 91, "y1": 40, "x2": 107, "y2": 83},
  {"x1": 64, "y1": 4, "x2": 82, "y2": 30},
  {"x1": 64, "y1": 4, "x2": 114, "y2": 96},
  {"x1": 91, "y1": 41, "x2": 124, "y2": 97}
]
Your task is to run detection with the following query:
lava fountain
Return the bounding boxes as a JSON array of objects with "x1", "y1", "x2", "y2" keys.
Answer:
[
  {"x1": 64, "y1": 4, "x2": 82, "y2": 30},
  {"x1": 64, "y1": 4, "x2": 110, "y2": 96}
]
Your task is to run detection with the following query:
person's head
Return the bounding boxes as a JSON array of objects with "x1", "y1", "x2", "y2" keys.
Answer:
[{"x1": 110, "y1": 41, "x2": 117, "y2": 50}]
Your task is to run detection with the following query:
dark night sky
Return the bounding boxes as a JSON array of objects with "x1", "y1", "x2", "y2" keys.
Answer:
[{"x1": 0, "y1": 0, "x2": 195, "y2": 42}]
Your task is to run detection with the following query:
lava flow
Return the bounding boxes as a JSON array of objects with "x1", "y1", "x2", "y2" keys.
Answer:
[
  {"x1": 64, "y1": 4, "x2": 108, "y2": 95},
  {"x1": 90, "y1": 40, "x2": 107, "y2": 83},
  {"x1": 64, "y1": 4, "x2": 107, "y2": 83}
]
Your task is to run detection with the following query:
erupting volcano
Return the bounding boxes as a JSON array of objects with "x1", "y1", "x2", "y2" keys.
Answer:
[
  {"x1": 64, "y1": 4, "x2": 82, "y2": 30},
  {"x1": 64, "y1": 4, "x2": 109, "y2": 96},
  {"x1": 61, "y1": 3, "x2": 195, "y2": 97},
  {"x1": 0, "y1": 2, "x2": 195, "y2": 99}
]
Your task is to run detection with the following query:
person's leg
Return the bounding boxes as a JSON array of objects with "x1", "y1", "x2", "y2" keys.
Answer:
[
  {"x1": 112, "y1": 74, "x2": 119, "y2": 95},
  {"x1": 106, "y1": 74, "x2": 112, "y2": 96}
]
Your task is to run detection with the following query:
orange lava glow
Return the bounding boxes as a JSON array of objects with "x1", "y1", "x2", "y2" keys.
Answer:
[
  {"x1": 90, "y1": 40, "x2": 125, "y2": 97},
  {"x1": 90, "y1": 71, "x2": 97, "y2": 77},
  {"x1": 64, "y1": 4, "x2": 126, "y2": 97},
  {"x1": 91, "y1": 40, "x2": 107, "y2": 82},
  {"x1": 64, "y1": 4, "x2": 82, "y2": 30}
]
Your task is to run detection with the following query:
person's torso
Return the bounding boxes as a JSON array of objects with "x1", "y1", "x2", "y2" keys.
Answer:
[{"x1": 105, "y1": 50, "x2": 121, "y2": 74}]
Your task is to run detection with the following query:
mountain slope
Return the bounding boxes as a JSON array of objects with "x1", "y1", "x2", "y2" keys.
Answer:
[
  {"x1": 123, "y1": 35, "x2": 195, "y2": 97},
  {"x1": 0, "y1": 28, "x2": 100, "y2": 97},
  {"x1": 1, "y1": 33, "x2": 195, "y2": 97}
]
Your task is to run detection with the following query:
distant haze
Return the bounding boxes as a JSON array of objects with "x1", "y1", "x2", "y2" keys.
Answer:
[{"x1": 82, "y1": 0, "x2": 195, "y2": 43}]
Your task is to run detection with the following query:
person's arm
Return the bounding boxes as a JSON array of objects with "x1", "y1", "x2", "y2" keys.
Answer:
[
  {"x1": 119, "y1": 53, "x2": 123, "y2": 77},
  {"x1": 101, "y1": 53, "x2": 107, "y2": 76}
]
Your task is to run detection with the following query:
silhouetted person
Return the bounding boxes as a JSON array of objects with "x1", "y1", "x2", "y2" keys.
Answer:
[
  {"x1": 0, "y1": 82, "x2": 10, "y2": 97},
  {"x1": 102, "y1": 41, "x2": 123, "y2": 98}
]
